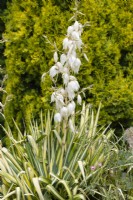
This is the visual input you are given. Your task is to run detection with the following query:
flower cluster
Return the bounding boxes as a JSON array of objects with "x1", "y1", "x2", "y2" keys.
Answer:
[{"x1": 47, "y1": 21, "x2": 84, "y2": 127}]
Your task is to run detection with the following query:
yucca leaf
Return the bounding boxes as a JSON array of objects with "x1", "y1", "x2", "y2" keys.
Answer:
[
  {"x1": 16, "y1": 187, "x2": 21, "y2": 200},
  {"x1": 39, "y1": 177, "x2": 51, "y2": 184},
  {"x1": 0, "y1": 171, "x2": 17, "y2": 183},
  {"x1": 53, "y1": 130, "x2": 62, "y2": 146},
  {"x1": 92, "y1": 102, "x2": 101, "y2": 137},
  {"x1": 58, "y1": 180, "x2": 73, "y2": 200},
  {"x1": 46, "y1": 184, "x2": 65, "y2": 200},
  {"x1": 36, "y1": 135, "x2": 46, "y2": 143},
  {"x1": 2, "y1": 148, "x2": 22, "y2": 171},
  {"x1": 63, "y1": 166, "x2": 76, "y2": 180},
  {"x1": 32, "y1": 177, "x2": 45, "y2": 200},
  {"x1": 78, "y1": 161, "x2": 86, "y2": 184},
  {"x1": 1, "y1": 190, "x2": 16, "y2": 200},
  {"x1": 27, "y1": 135, "x2": 39, "y2": 156},
  {"x1": 73, "y1": 194, "x2": 86, "y2": 200}
]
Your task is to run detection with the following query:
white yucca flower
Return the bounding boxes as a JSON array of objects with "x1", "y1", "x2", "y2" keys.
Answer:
[
  {"x1": 58, "y1": 88, "x2": 66, "y2": 96},
  {"x1": 63, "y1": 38, "x2": 69, "y2": 50},
  {"x1": 71, "y1": 50, "x2": 76, "y2": 57},
  {"x1": 73, "y1": 21, "x2": 83, "y2": 36},
  {"x1": 56, "y1": 93, "x2": 64, "y2": 103},
  {"x1": 50, "y1": 66, "x2": 58, "y2": 78},
  {"x1": 67, "y1": 89, "x2": 75, "y2": 100},
  {"x1": 67, "y1": 101, "x2": 75, "y2": 116},
  {"x1": 77, "y1": 94, "x2": 82, "y2": 105},
  {"x1": 68, "y1": 43, "x2": 74, "y2": 56},
  {"x1": 69, "y1": 55, "x2": 76, "y2": 68},
  {"x1": 60, "y1": 54, "x2": 67, "y2": 65},
  {"x1": 67, "y1": 80, "x2": 80, "y2": 92},
  {"x1": 72, "y1": 58, "x2": 81, "y2": 73},
  {"x1": 62, "y1": 66, "x2": 69, "y2": 74},
  {"x1": 51, "y1": 92, "x2": 56, "y2": 102},
  {"x1": 76, "y1": 39, "x2": 83, "y2": 50},
  {"x1": 60, "y1": 106, "x2": 68, "y2": 118},
  {"x1": 71, "y1": 31, "x2": 80, "y2": 40},
  {"x1": 56, "y1": 62, "x2": 63, "y2": 72},
  {"x1": 67, "y1": 26, "x2": 74, "y2": 36},
  {"x1": 73, "y1": 21, "x2": 79, "y2": 32},
  {"x1": 66, "y1": 80, "x2": 80, "y2": 100},
  {"x1": 54, "y1": 52, "x2": 58, "y2": 63},
  {"x1": 54, "y1": 113, "x2": 62, "y2": 122},
  {"x1": 62, "y1": 73, "x2": 69, "y2": 85}
]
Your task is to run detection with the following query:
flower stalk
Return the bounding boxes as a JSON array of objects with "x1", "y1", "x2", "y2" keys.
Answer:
[{"x1": 42, "y1": 20, "x2": 85, "y2": 131}]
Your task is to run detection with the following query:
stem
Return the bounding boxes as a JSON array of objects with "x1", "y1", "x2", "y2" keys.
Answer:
[{"x1": 60, "y1": 118, "x2": 68, "y2": 177}]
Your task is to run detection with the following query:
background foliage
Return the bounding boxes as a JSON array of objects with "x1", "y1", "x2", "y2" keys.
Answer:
[
  {"x1": 0, "y1": 0, "x2": 9, "y2": 139},
  {"x1": 2, "y1": 0, "x2": 133, "y2": 134}
]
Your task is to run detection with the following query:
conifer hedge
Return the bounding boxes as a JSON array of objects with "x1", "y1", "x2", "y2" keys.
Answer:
[{"x1": 3, "y1": 0, "x2": 133, "y2": 133}]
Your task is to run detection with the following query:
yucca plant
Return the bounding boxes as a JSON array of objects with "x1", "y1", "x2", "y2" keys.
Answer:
[
  {"x1": 1, "y1": 4, "x2": 133, "y2": 200},
  {"x1": 0, "y1": 103, "x2": 119, "y2": 200}
]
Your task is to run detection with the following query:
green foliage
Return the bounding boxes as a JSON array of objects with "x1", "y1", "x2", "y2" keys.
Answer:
[
  {"x1": 3, "y1": 0, "x2": 73, "y2": 129},
  {"x1": 79, "y1": 0, "x2": 133, "y2": 132},
  {"x1": 1, "y1": 105, "x2": 132, "y2": 199},
  {"x1": 3, "y1": 0, "x2": 133, "y2": 132},
  {"x1": 0, "y1": 0, "x2": 9, "y2": 140}
]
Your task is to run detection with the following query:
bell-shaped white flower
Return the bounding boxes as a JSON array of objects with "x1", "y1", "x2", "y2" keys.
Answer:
[
  {"x1": 71, "y1": 50, "x2": 76, "y2": 57},
  {"x1": 54, "y1": 52, "x2": 58, "y2": 63},
  {"x1": 54, "y1": 93, "x2": 64, "y2": 110},
  {"x1": 67, "y1": 26, "x2": 74, "y2": 36},
  {"x1": 68, "y1": 40, "x2": 73, "y2": 48},
  {"x1": 50, "y1": 66, "x2": 58, "y2": 78},
  {"x1": 56, "y1": 93, "x2": 64, "y2": 103},
  {"x1": 69, "y1": 55, "x2": 76, "y2": 68},
  {"x1": 59, "y1": 88, "x2": 66, "y2": 96},
  {"x1": 76, "y1": 38, "x2": 83, "y2": 50},
  {"x1": 60, "y1": 106, "x2": 68, "y2": 118},
  {"x1": 68, "y1": 43, "x2": 74, "y2": 56},
  {"x1": 72, "y1": 58, "x2": 81, "y2": 74},
  {"x1": 54, "y1": 113, "x2": 62, "y2": 123},
  {"x1": 71, "y1": 31, "x2": 80, "y2": 40},
  {"x1": 67, "y1": 80, "x2": 80, "y2": 92},
  {"x1": 67, "y1": 89, "x2": 75, "y2": 100},
  {"x1": 56, "y1": 62, "x2": 63, "y2": 72},
  {"x1": 66, "y1": 81, "x2": 80, "y2": 100},
  {"x1": 60, "y1": 54, "x2": 67, "y2": 65},
  {"x1": 67, "y1": 101, "x2": 75, "y2": 116},
  {"x1": 73, "y1": 21, "x2": 79, "y2": 32},
  {"x1": 62, "y1": 66, "x2": 69, "y2": 74},
  {"x1": 51, "y1": 92, "x2": 56, "y2": 102},
  {"x1": 77, "y1": 94, "x2": 82, "y2": 105},
  {"x1": 62, "y1": 73, "x2": 69, "y2": 85},
  {"x1": 63, "y1": 38, "x2": 69, "y2": 50}
]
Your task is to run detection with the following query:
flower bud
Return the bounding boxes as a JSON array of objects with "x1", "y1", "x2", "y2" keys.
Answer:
[
  {"x1": 54, "y1": 52, "x2": 58, "y2": 63},
  {"x1": 77, "y1": 94, "x2": 82, "y2": 105},
  {"x1": 54, "y1": 113, "x2": 62, "y2": 123}
]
